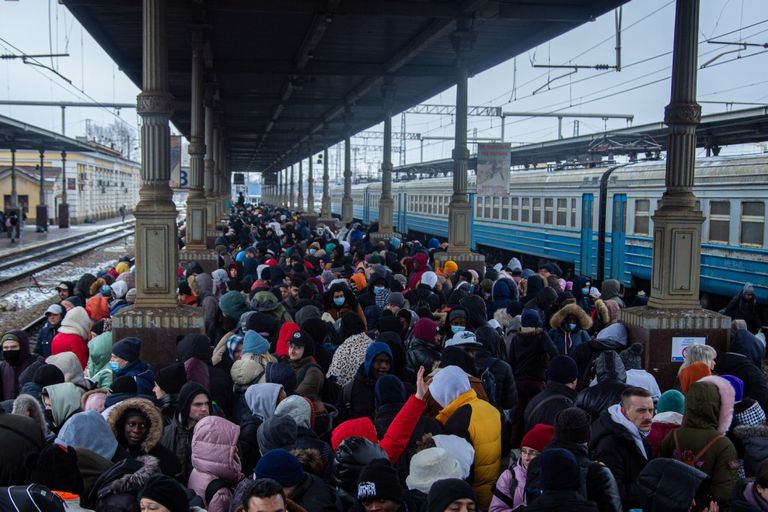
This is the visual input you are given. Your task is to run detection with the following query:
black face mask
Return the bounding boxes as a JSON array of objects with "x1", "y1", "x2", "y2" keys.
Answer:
[
  {"x1": 44, "y1": 409, "x2": 55, "y2": 425},
  {"x1": 2, "y1": 350, "x2": 20, "y2": 365}
]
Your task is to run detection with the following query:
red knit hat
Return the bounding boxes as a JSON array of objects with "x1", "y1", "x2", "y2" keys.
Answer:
[
  {"x1": 331, "y1": 417, "x2": 378, "y2": 451},
  {"x1": 521, "y1": 423, "x2": 555, "y2": 452}
]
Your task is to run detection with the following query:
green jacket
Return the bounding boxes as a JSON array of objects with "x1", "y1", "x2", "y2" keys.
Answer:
[{"x1": 660, "y1": 380, "x2": 738, "y2": 507}]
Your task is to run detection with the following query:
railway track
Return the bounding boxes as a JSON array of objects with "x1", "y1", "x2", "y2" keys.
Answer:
[{"x1": 0, "y1": 221, "x2": 135, "y2": 286}]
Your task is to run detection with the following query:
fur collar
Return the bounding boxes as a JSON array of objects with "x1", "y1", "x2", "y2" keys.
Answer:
[
  {"x1": 12, "y1": 394, "x2": 48, "y2": 437},
  {"x1": 734, "y1": 423, "x2": 768, "y2": 439},
  {"x1": 549, "y1": 303, "x2": 593, "y2": 330},
  {"x1": 108, "y1": 455, "x2": 161, "y2": 494},
  {"x1": 107, "y1": 397, "x2": 164, "y2": 453}
]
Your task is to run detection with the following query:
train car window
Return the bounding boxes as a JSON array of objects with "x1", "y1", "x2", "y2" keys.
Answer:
[
  {"x1": 544, "y1": 198, "x2": 554, "y2": 224},
  {"x1": 484, "y1": 197, "x2": 492, "y2": 218},
  {"x1": 634, "y1": 199, "x2": 650, "y2": 235},
  {"x1": 476, "y1": 197, "x2": 483, "y2": 218},
  {"x1": 492, "y1": 197, "x2": 501, "y2": 219},
  {"x1": 740, "y1": 201, "x2": 765, "y2": 246},
  {"x1": 521, "y1": 198, "x2": 529, "y2": 222},
  {"x1": 511, "y1": 197, "x2": 519, "y2": 221},
  {"x1": 532, "y1": 198, "x2": 542, "y2": 224},
  {"x1": 570, "y1": 198, "x2": 577, "y2": 227},
  {"x1": 709, "y1": 201, "x2": 730, "y2": 243},
  {"x1": 502, "y1": 197, "x2": 510, "y2": 219},
  {"x1": 557, "y1": 198, "x2": 568, "y2": 226}
]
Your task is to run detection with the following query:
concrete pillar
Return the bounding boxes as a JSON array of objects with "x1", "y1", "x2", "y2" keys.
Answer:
[
  {"x1": 58, "y1": 150, "x2": 69, "y2": 228},
  {"x1": 647, "y1": 0, "x2": 704, "y2": 310},
  {"x1": 306, "y1": 145, "x2": 315, "y2": 214},
  {"x1": 204, "y1": 95, "x2": 216, "y2": 243},
  {"x1": 342, "y1": 131, "x2": 353, "y2": 224},
  {"x1": 36, "y1": 149, "x2": 48, "y2": 231},
  {"x1": 10, "y1": 147, "x2": 18, "y2": 210},
  {"x1": 297, "y1": 159, "x2": 304, "y2": 212},
  {"x1": 113, "y1": 0, "x2": 204, "y2": 370},
  {"x1": 319, "y1": 147, "x2": 333, "y2": 222},
  {"x1": 378, "y1": 81, "x2": 395, "y2": 234},
  {"x1": 447, "y1": 19, "x2": 475, "y2": 256},
  {"x1": 289, "y1": 164, "x2": 295, "y2": 209},
  {"x1": 620, "y1": 0, "x2": 729, "y2": 391},
  {"x1": 184, "y1": 33, "x2": 208, "y2": 251}
]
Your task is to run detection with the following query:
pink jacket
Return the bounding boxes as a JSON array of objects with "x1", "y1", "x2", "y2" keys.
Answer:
[{"x1": 188, "y1": 416, "x2": 243, "y2": 512}]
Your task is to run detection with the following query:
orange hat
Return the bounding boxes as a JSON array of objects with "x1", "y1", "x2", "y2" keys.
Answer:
[
  {"x1": 350, "y1": 272, "x2": 367, "y2": 292},
  {"x1": 443, "y1": 260, "x2": 458, "y2": 273},
  {"x1": 679, "y1": 361, "x2": 712, "y2": 394}
]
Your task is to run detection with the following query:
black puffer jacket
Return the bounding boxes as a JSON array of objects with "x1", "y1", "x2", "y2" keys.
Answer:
[
  {"x1": 526, "y1": 438, "x2": 622, "y2": 512},
  {"x1": 406, "y1": 338, "x2": 441, "y2": 375},
  {"x1": 523, "y1": 380, "x2": 577, "y2": 432},
  {"x1": 475, "y1": 349, "x2": 518, "y2": 411},
  {"x1": 734, "y1": 424, "x2": 768, "y2": 478},
  {"x1": 290, "y1": 472, "x2": 337, "y2": 512},
  {"x1": 575, "y1": 351, "x2": 630, "y2": 422},
  {"x1": 333, "y1": 437, "x2": 388, "y2": 512},
  {"x1": 590, "y1": 409, "x2": 651, "y2": 510},
  {"x1": 339, "y1": 364, "x2": 377, "y2": 420},
  {"x1": 507, "y1": 327, "x2": 559, "y2": 382},
  {"x1": 527, "y1": 490, "x2": 598, "y2": 512},
  {"x1": 716, "y1": 351, "x2": 768, "y2": 415},
  {"x1": 461, "y1": 295, "x2": 506, "y2": 358}
]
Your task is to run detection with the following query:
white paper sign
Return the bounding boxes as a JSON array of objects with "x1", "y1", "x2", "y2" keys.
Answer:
[{"x1": 671, "y1": 336, "x2": 706, "y2": 362}]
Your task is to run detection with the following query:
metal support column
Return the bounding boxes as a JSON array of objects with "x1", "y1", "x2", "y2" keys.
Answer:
[
  {"x1": 10, "y1": 147, "x2": 18, "y2": 210},
  {"x1": 297, "y1": 160, "x2": 304, "y2": 210},
  {"x1": 36, "y1": 149, "x2": 48, "y2": 232},
  {"x1": 319, "y1": 147, "x2": 333, "y2": 222},
  {"x1": 58, "y1": 150, "x2": 69, "y2": 228},
  {"x1": 289, "y1": 164, "x2": 295, "y2": 209},
  {"x1": 307, "y1": 144, "x2": 315, "y2": 214}
]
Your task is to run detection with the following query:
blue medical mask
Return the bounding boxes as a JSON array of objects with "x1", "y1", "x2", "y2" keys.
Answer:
[
  {"x1": 374, "y1": 286, "x2": 386, "y2": 296},
  {"x1": 309, "y1": 249, "x2": 317, "y2": 255},
  {"x1": 566, "y1": 322, "x2": 577, "y2": 331},
  {"x1": 109, "y1": 361, "x2": 121, "y2": 373},
  {"x1": 333, "y1": 297, "x2": 345, "y2": 307},
  {"x1": 581, "y1": 287, "x2": 590, "y2": 296},
  {"x1": 451, "y1": 325, "x2": 466, "y2": 334}
]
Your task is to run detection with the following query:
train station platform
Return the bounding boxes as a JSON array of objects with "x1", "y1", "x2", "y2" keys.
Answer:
[{"x1": 0, "y1": 215, "x2": 134, "y2": 259}]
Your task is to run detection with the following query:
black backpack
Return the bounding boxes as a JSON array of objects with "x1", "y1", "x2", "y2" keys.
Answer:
[{"x1": 0, "y1": 484, "x2": 65, "y2": 512}]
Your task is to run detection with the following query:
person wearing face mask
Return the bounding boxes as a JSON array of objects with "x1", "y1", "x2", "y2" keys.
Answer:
[
  {"x1": 323, "y1": 282, "x2": 367, "y2": 330},
  {"x1": 1, "y1": 330, "x2": 43, "y2": 401},
  {"x1": 406, "y1": 318, "x2": 442, "y2": 375},
  {"x1": 573, "y1": 276, "x2": 593, "y2": 316},
  {"x1": 110, "y1": 337, "x2": 155, "y2": 396},
  {"x1": 547, "y1": 303, "x2": 592, "y2": 356}
]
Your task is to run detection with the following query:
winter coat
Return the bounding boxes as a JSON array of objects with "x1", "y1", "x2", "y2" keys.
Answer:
[
  {"x1": 660, "y1": 380, "x2": 738, "y2": 507},
  {"x1": 488, "y1": 278, "x2": 519, "y2": 316},
  {"x1": 725, "y1": 292, "x2": 762, "y2": 335},
  {"x1": 161, "y1": 382, "x2": 210, "y2": 480},
  {"x1": 716, "y1": 351, "x2": 768, "y2": 415},
  {"x1": 575, "y1": 351, "x2": 630, "y2": 422},
  {"x1": 0, "y1": 413, "x2": 45, "y2": 486},
  {"x1": 523, "y1": 380, "x2": 577, "y2": 433},
  {"x1": 571, "y1": 324, "x2": 629, "y2": 387},
  {"x1": 548, "y1": 303, "x2": 593, "y2": 356},
  {"x1": 525, "y1": 438, "x2": 622, "y2": 512},
  {"x1": 435, "y1": 387, "x2": 502, "y2": 508},
  {"x1": 735, "y1": 424, "x2": 768, "y2": 478},
  {"x1": 526, "y1": 490, "x2": 599, "y2": 512},
  {"x1": 35, "y1": 320, "x2": 59, "y2": 358},
  {"x1": 327, "y1": 333, "x2": 373, "y2": 387},
  {"x1": 590, "y1": 405, "x2": 650, "y2": 510},
  {"x1": 406, "y1": 338, "x2": 442, "y2": 375},
  {"x1": 289, "y1": 472, "x2": 337, "y2": 512},
  {"x1": 177, "y1": 335, "x2": 234, "y2": 418},
  {"x1": 188, "y1": 416, "x2": 243, "y2": 512},
  {"x1": 647, "y1": 411, "x2": 682, "y2": 458},
  {"x1": 113, "y1": 358, "x2": 155, "y2": 396},
  {"x1": 291, "y1": 356, "x2": 325, "y2": 400},
  {"x1": 11, "y1": 394, "x2": 48, "y2": 439},
  {"x1": 52, "y1": 306, "x2": 91, "y2": 368},
  {"x1": 475, "y1": 350, "x2": 518, "y2": 411},
  {"x1": 196, "y1": 273, "x2": 221, "y2": 342},
  {"x1": 107, "y1": 397, "x2": 183, "y2": 480},
  {"x1": 0, "y1": 330, "x2": 42, "y2": 400},
  {"x1": 87, "y1": 331, "x2": 113, "y2": 389},
  {"x1": 731, "y1": 478, "x2": 768, "y2": 512},
  {"x1": 490, "y1": 459, "x2": 526, "y2": 512},
  {"x1": 340, "y1": 363, "x2": 380, "y2": 420},
  {"x1": 86, "y1": 294, "x2": 110, "y2": 321},
  {"x1": 405, "y1": 284, "x2": 441, "y2": 313},
  {"x1": 507, "y1": 327, "x2": 559, "y2": 383}
]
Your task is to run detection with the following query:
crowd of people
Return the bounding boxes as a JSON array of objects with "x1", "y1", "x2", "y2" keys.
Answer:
[{"x1": 0, "y1": 200, "x2": 766, "y2": 512}]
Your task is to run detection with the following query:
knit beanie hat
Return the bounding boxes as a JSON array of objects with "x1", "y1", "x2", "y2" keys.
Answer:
[
  {"x1": 554, "y1": 407, "x2": 591, "y2": 444},
  {"x1": 332, "y1": 417, "x2": 378, "y2": 451},
  {"x1": 33, "y1": 364, "x2": 66, "y2": 387},
  {"x1": 657, "y1": 389, "x2": 686, "y2": 415},
  {"x1": 721, "y1": 374, "x2": 745, "y2": 402},
  {"x1": 386, "y1": 292, "x2": 405, "y2": 309},
  {"x1": 679, "y1": 362, "x2": 712, "y2": 394},
  {"x1": 29, "y1": 443, "x2": 84, "y2": 495},
  {"x1": 412, "y1": 318, "x2": 438, "y2": 345},
  {"x1": 257, "y1": 414, "x2": 298, "y2": 455},
  {"x1": 243, "y1": 329, "x2": 270, "y2": 355},
  {"x1": 443, "y1": 260, "x2": 458, "y2": 273},
  {"x1": 619, "y1": 343, "x2": 644, "y2": 370},
  {"x1": 155, "y1": 362, "x2": 187, "y2": 395},
  {"x1": 356, "y1": 459, "x2": 404, "y2": 504},
  {"x1": 427, "y1": 478, "x2": 479, "y2": 512},
  {"x1": 220, "y1": 291, "x2": 250, "y2": 321},
  {"x1": 540, "y1": 448, "x2": 579, "y2": 490},
  {"x1": 112, "y1": 337, "x2": 141, "y2": 363},
  {"x1": 546, "y1": 355, "x2": 578, "y2": 384},
  {"x1": 506, "y1": 300, "x2": 524, "y2": 318},
  {"x1": 521, "y1": 309, "x2": 543, "y2": 328},
  {"x1": 110, "y1": 375, "x2": 138, "y2": 395},
  {"x1": 374, "y1": 375, "x2": 407, "y2": 408},
  {"x1": 266, "y1": 362, "x2": 297, "y2": 395},
  {"x1": 138, "y1": 474, "x2": 189, "y2": 512},
  {"x1": 521, "y1": 423, "x2": 555, "y2": 452},
  {"x1": 447, "y1": 308, "x2": 467, "y2": 323},
  {"x1": 255, "y1": 448, "x2": 305, "y2": 487}
]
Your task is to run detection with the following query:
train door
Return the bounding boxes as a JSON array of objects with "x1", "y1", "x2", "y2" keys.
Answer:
[
  {"x1": 397, "y1": 191, "x2": 407, "y2": 233},
  {"x1": 469, "y1": 192, "x2": 476, "y2": 250},
  {"x1": 363, "y1": 188, "x2": 370, "y2": 224},
  {"x1": 610, "y1": 193, "x2": 627, "y2": 280},
  {"x1": 580, "y1": 193, "x2": 594, "y2": 276}
]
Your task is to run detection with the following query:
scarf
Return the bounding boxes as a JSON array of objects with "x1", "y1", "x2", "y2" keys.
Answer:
[
  {"x1": 375, "y1": 288, "x2": 391, "y2": 312},
  {"x1": 745, "y1": 482, "x2": 768, "y2": 511},
  {"x1": 608, "y1": 403, "x2": 648, "y2": 459}
]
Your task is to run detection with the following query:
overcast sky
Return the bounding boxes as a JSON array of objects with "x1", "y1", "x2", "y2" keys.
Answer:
[{"x1": 1, "y1": 0, "x2": 767, "y2": 173}]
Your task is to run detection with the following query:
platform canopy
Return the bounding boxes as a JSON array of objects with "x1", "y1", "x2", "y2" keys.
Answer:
[
  {"x1": 64, "y1": 0, "x2": 628, "y2": 173},
  {"x1": 0, "y1": 113, "x2": 97, "y2": 153}
]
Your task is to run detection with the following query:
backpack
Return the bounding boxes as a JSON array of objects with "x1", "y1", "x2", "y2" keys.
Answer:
[
  {"x1": 672, "y1": 430, "x2": 723, "y2": 469},
  {"x1": 481, "y1": 360, "x2": 499, "y2": 407},
  {"x1": 0, "y1": 484, "x2": 66, "y2": 512}
]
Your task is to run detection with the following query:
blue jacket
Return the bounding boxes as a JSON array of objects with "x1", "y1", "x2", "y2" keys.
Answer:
[{"x1": 115, "y1": 360, "x2": 155, "y2": 396}]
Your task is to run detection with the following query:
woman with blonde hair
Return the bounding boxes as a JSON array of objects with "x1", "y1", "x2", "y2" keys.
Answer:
[{"x1": 678, "y1": 343, "x2": 717, "y2": 375}]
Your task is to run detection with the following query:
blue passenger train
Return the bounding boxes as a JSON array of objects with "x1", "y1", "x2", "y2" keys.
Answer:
[{"x1": 330, "y1": 154, "x2": 768, "y2": 307}]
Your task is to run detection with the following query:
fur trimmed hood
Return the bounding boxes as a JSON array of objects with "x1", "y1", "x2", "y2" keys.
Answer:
[
  {"x1": 291, "y1": 447, "x2": 324, "y2": 475},
  {"x1": 12, "y1": 393, "x2": 48, "y2": 436},
  {"x1": 734, "y1": 423, "x2": 768, "y2": 439},
  {"x1": 107, "y1": 455, "x2": 161, "y2": 494},
  {"x1": 107, "y1": 397, "x2": 164, "y2": 453},
  {"x1": 80, "y1": 388, "x2": 108, "y2": 413},
  {"x1": 684, "y1": 376, "x2": 735, "y2": 434},
  {"x1": 594, "y1": 299, "x2": 611, "y2": 325},
  {"x1": 493, "y1": 309, "x2": 514, "y2": 329},
  {"x1": 550, "y1": 302, "x2": 593, "y2": 330}
]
